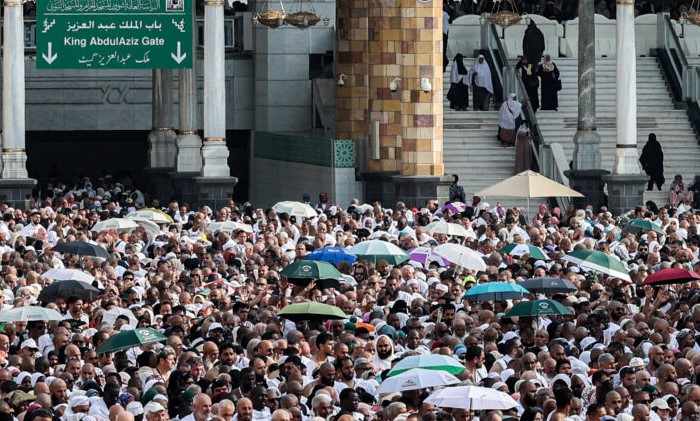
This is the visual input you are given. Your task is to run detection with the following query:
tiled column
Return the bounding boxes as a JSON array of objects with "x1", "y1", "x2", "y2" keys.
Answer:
[{"x1": 335, "y1": 0, "x2": 369, "y2": 142}]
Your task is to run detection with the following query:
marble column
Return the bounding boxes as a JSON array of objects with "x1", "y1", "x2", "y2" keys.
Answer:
[
  {"x1": 175, "y1": 65, "x2": 202, "y2": 173},
  {"x1": 602, "y1": 0, "x2": 646, "y2": 216},
  {"x1": 200, "y1": 0, "x2": 230, "y2": 177},
  {"x1": 612, "y1": 0, "x2": 639, "y2": 175},
  {"x1": 2, "y1": 0, "x2": 27, "y2": 179},
  {"x1": 567, "y1": 0, "x2": 608, "y2": 210},
  {"x1": 147, "y1": 69, "x2": 177, "y2": 168},
  {"x1": 572, "y1": 0, "x2": 601, "y2": 171}
]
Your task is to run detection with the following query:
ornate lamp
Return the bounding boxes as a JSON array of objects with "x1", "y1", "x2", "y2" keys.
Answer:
[
  {"x1": 682, "y1": 0, "x2": 700, "y2": 26},
  {"x1": 285, "y1": 0, "x2": 320, "y2": 29},
  {"x1": 488, "y1": 0, "x2": 522, "y2": 28},
  {"x1": 251, "y1": 0, "x2": 287, "y2": 28}
]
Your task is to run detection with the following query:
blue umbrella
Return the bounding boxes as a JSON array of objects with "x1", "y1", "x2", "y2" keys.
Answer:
[
  {"x1": 306, "y1": 246, "x2": 357, "y2": 266},
  {"x1": 463, "y1": 282, "x2": 529, "y2": 302}
]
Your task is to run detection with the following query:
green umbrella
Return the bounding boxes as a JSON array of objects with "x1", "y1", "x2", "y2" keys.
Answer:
[
  {"x1": 505, "y1": 299, "x2": 573, "y2": 317},
  {"x1": 348, "y1": 240, "x2": 410, "y2": 265},
  {"x1": 280, "y1": 260, "x2": 342, "y2": 280},
  {"x1": 622, "y1": 219, "x2": 666, "y2": 236},
  {"x1": 387, "y1": 354, "x2": 466, "y2": 377},
  {"x1": 277, "y1": 302, "x2": 347, "y2": 321},
  {"x1": 499, "y1": 243, "x2": 549, "y2": 260},
  {"x1": 562, "y1": 249, "x2": 631, "y2": 283},
  {"x1": 97, "y1": 327, "x2": 167, "y2": 354}
]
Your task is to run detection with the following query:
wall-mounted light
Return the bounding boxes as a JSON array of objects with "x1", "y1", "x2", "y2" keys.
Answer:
[
  {"x1": 389, "y1": 77, "x2": 401, "y2": 93},
  {"x1": 337, "y1": 74, "x2": 347, "y2": 86},
  {"x1": 420, "y1": 78, "x2": 432, "y2": 93}
]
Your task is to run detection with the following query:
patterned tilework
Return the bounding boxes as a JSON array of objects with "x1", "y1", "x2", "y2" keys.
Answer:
[{"x1": 255, "y1": 132, "x2": 355, "y2": 168}]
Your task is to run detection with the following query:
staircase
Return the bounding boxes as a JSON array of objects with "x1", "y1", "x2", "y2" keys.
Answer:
[{"x1": 442, "y1": 56, "x2": 700, "y2": 213}]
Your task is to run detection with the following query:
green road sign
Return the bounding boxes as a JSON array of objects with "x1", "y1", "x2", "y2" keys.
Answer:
[{"x1": 37, "y1": 0, "x2": 193, "y2": 69}]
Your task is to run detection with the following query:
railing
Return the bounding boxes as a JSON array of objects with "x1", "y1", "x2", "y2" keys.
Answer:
[
  {"x1": 13, "y1": 17, "x2": 245, "y2": 52},
  {"x1": 481, "y1": 22, "x2": 507, "y2": 103}
]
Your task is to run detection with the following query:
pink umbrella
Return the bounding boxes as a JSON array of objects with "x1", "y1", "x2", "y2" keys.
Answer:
[
  {"x1": 438, "y1": 202, "x2": 468, "y2": 214},
  {"x1": 409, "y1": 247, "x2": 447, "y2": 268}
]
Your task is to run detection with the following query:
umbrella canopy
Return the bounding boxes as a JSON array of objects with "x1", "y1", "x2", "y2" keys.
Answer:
[
  {"x1": 280, "y1": 260, "x2": 342, "y2": 280},
  {"x1": 475, "y1": 171, "x2": 584, "y2": 198},
  {"x1": 91, "y1": 218, "x2": 139, "y2": 233},
  {"x1": 562, "y1": 249, "x2": 631, "y2": 283},
  {"x1": 519, "y1": 277, "x2": 577, "y2": 294},
  {"x1": 0, "y1": 306, "x2": 64, "y2": 322},
  {"x1": 438, "y1": 202, "x2": 468, "y2": 214},
  {"x1": 622, "y1": 219, "x2": 666, "y2": 236},
  {"x1": 306, "y1": 246, "x2": 357, "y2": 266},
  {"x1": 124, "y1": 216, "x2": 161, "y2": 237},
  {"x1": 424, "y1": 221, "x2": 471, "y2": 238},
  {"x1": 38, "y1": 280, "x2": 102, "y2": 303},
  {"x1": 272, "y1": 201, "x2": 318, "y2": 218},
  {"x1": 387, "y1": 354, "x2": 466, "y2": 377},
  {"x1": 463, "y1": 282, "x2": 529, "y2": 302},
  {"x1": 102, "y1": 307, "x2": 139, "y2": 328},
  {"x1": 277, "y1": 302, "x2": 347, "y2": 321},
  {"x1": 426, "y1": 385, "x2": 519, "y2": 410},
  {"x1": 125, "y1": 208, "x2": 173, "y2": 224},
  {"x1": 377, "y1": 368, "x2": 460, "y2": 394},
  {"x1": 642, "y1": 268, "x2": 700, "y2": 286},
  {"x1": 433, "y1": 244, "x2": 487, "y2": 272},
  {"x1": 505, "y1": 299, "x2": 573, "y2": 317},
  {"x1": 499, "y1": 243, "x2": 549, "y2": 260},
  {"x1": 348, "y1": 240, "x2": 410, "y2": 265},
  {"x1": 97, "y1": 327, "x2": 167, "y2": 354},
  {"x1": 408, "y1": 247, "x2": 447, "y2": 268},
  {"x1": 206, "y1": 221, "x2": 254, "y2": 234},
  {"x1": 51, "y1": 241, "x2": 110, "y2": 258},
  {"x1": 40, "y1": 268, "x2": 95, "y2": 283}
]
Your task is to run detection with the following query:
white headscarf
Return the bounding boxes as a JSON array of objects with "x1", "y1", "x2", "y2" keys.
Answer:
[
  {"x1": 373, "y1": 334, "x2": 396, "y2": 371},
  {"x1": 472, "y1": 55, "x2": 494, "y2": 94},
  {"x1": 499, "y1": 93, "x2": 522, "y2": 130}
]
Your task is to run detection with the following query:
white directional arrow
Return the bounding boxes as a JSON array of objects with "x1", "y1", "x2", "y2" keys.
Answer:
[
  {"x1": 171, "y1": 42, "x2": 187, "y2": 64},
  {"x1": 42, "y1": 42, "x2": 58, "y2": 64}
]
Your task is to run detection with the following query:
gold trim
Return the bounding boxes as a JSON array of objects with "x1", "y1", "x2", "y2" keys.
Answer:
[
  {"x1": 3, "y1": 1, "x2": 22, "y2": 7},
  {"x1": 2, "y1": 148, "x2": 24, "y2": 153},
  {"x1": 156, "y1": 127, "x2": 174, "y2": 132},
  {"x1": 204, "y1": 137, "x2": 226, "y2": 142},
  {"x1": 204, "y1": 0, "x2": 225, "y2": 5},
  {"x1": 616, "y1": 0, "x2": 633, "y2": 4},
  {"x1": 179, "y1": 130, "x2": 198, "y2": 135}
]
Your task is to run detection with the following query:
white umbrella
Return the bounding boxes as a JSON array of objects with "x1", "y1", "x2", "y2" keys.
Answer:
[
  {"x1": 41, "y1": 268, "x2": 95, "y2": 283},
  {"x1": 207, "y1": 221, "x2": 254, "y2": 234},
  {"x1": 91, "y1": 218, "x2": 139, "y2": 233},
  {"x1": 424, "y1": 221, "x2": 471, "y2": 237},
  {"x1": 377, "y1": 368, "x2": 459, "y2": 394},
  {"x1": 272, "y1": 201, "x2": 319, "y2": 218},
  {"x1": 102, "y1": 307, "x2": 139, "y2": 328},
  {"x1": 125, "y1": 216, "x2": 162, "y2": 237},
  {"x1": 125, "y1": 209, "x2": 173, "y2": 224},
  {"x1": 0, "y1": 306, "x2": 64, "y2": 322},
  {"x1": 433, "y1": 244, "x2": 487, "y2": 272},
  {"x1": 426, "y1": 385, "x2": 519, "y2": 410}
]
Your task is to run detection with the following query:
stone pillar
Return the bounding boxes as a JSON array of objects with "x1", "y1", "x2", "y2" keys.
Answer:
[
  {"x1": 2, "y1": 0, "x2": 27, "y2": 179},
  {"x1": 602, "y1": 0, "x2": 646, "y2": 215},
  {"x1": 147, "y1": 70, "x2": 177, "y2": 169},
  {"x1": 200, "y1": 0, "x2": 230, "y2": 177},
  {"x1": 392, "y1": 0, "x2": 446, "y2": 207},
  {"x1": 0, "y1": 0, "x2": 36, "y2": 208},
  {"x1": 567, "y1": 0, "x2": 608, "y2": 210},
  {"x1": 195, "y1": 0, "x2": 237, "y2": 208}
]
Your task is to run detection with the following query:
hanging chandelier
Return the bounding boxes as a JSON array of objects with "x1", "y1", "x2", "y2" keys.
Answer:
[
  {"x1": 488, "y1": 0, "x2": 521, "y2": 28},
  {"x1": 251, "y1": 0, "x2": 287, "y2": 28},
  {"x1": 682, "y1": 0, "x2": 700, "y2": 26},
  {"x1": 285, "y1": 0, "x2": 320, "y2": 29}
]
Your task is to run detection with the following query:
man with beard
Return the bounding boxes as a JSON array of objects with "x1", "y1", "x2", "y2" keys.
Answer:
[
  {"x1": 593, "y1": 371, "x2": 614, "y2": 408},
  {"x1": 647, "y1": 346, "x2": 666, "y2": 377},
  {"x1": 234, "y1": 398, "x2": 254, "y2": 421},
  {"x1": 656, "y1": 364, "x2": 678, "y2": 392},
  {"x1": 606, "y1": 391, "x2": 624, "y2": 417},
  {"x1": 373, "y1": 335, "x2": 395, "y2": 372},
  {"x1": 464, "y1": 346, "x2": 487, "y2": 385},
  {"x1": 405, "y1": 330, "x2": 430, "y2": 355},
  {"x1": 302, "y1": 362, "x2": 335, "y2": 395},
  {"x1": 516, "y1": 380, "x2": 538, "y2": 416},
  {"x1": 491, "y1": 336, "x2": 524, "y2": 374},
  {"x1": 333, "y1": 356, "x2": 376, "y2": 398},
  {"x1": 675, "y1": 358, "x2": 694, "y2": 385}
]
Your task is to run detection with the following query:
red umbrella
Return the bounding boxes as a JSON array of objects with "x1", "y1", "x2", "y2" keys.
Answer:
[{"x1": 642, "y1": 268, "x2": 700, "y2": 286}]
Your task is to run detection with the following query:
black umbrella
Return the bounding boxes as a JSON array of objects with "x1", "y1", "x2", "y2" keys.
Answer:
[
  {"x1": 38, "y1": 280, "x2": 101, "y2": 303},
  {"x1": 52, "y1": 241, "x2": 110, "y2": 258},
  {"x1": 518, "y1": 277, "x2": 577, "y2": 294}
]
